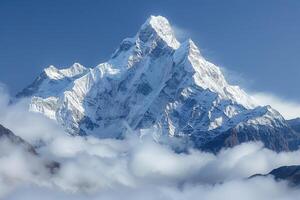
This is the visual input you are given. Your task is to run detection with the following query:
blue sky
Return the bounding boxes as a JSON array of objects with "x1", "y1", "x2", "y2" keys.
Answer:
[{"x1": 0, "y1": 0, "x2": 299, "y2": 103}]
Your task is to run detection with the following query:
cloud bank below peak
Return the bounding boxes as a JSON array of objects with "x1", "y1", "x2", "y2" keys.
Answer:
[{"x1": 0, "y1": 84, "x2": 300, "y2": 199}]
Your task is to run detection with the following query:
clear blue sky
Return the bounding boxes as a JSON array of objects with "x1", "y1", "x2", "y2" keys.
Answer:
[{"x1": 0, "y1": 0, "x2": 299, "y2": 100}]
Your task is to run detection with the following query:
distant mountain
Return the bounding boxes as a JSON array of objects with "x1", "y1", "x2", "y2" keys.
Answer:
[
  {"x1": 251, "y1": 165, "x2": 300, "y2": 186},
  {"x1": 0, "y1": 124, "x2": 37, "y2": 154},
  {"x1": 17, "y1": 15, "x2": 300, "y2": 152}
]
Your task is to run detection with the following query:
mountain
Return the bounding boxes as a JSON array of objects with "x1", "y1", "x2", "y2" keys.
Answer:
[
  {"x1": 17, "y1": 15, "x2": 300, "y2": 152},
  {"x1": 251, "y1": 165, "x2": 300, "y2": 186},
  {"x1": 0, "y1": 124, "x2": 37, "y2": 154}
]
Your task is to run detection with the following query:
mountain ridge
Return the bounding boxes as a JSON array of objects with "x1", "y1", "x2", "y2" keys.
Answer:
[{"x1": 250, "y1": 165, "x2": 300, "y2": 186}]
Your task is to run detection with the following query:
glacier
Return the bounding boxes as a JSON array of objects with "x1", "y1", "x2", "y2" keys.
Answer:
[{"x1": 17, "y1": 15, "x2": 300, "y2": 152}]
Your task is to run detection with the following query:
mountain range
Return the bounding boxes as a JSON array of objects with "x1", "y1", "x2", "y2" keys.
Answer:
[{"x1": 16, "y1": 16, "x2": 300, "y2": 152}]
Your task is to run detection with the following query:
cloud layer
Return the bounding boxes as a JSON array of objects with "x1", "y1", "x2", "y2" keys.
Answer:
[{"x1": 0, "y1": 86, "x2": 300, "y2": 199}]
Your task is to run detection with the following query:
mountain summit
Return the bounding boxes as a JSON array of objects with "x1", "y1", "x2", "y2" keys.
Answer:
[
  {"x1": 140, "y1": 15, "x2": 180, "y2": 49},
  {"x1": 17, "y1": 16, "x2": 299, "y2": 152}
]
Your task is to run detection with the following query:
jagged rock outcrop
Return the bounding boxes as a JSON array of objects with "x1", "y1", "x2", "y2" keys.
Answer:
[{"x1": 251, "y1": 165, "x2": 300, "y2": 186}]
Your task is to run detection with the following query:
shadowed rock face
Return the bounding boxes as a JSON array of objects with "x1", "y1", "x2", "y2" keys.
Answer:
[
  {"x1": 197, "y1": 123, "x2": 300, "y2": 153},
  {"x1": 288, "y1": 118, "x2": 300, "y2": 133},
  {"x1": 0, "y1": 124, "x2": 37, "y2": 155},
  {"x1": 251, "y1": 165, "x2": 300, "y2": 186},
  {"x1": 269, "y1": 166, "x2": 300, "y2": 185}
]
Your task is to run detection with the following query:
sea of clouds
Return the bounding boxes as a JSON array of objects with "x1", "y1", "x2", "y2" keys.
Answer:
[{"x1": 0, "y1": 85, "x2": 300, "y2": 200}]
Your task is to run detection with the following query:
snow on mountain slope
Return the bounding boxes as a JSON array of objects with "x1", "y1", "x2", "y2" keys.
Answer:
[
  {"x1": 17, "y1": 16, "x2": 300, "y2": 151},
  {"x1": 17, "y1": 63, "x2": 89, "y2": 98}
]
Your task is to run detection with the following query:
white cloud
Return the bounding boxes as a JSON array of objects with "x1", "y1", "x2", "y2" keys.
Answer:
[
  {"x1": 1, "y1": 85, "x2": 300, "y2": 200},
  {"x1": 6, "y1": 177, "x2": 300, "y2": 200},
  {"x1": 252, "y1": 92, "x2": 300, "y2": 119}
]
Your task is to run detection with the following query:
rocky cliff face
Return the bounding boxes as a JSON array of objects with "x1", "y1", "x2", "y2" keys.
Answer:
[
  {"x1": 288, "y1": 118, "x2": 300, "y2": 133},
  {"x1": 17, "y1": 16, "x2": 300, "y2": 152}
]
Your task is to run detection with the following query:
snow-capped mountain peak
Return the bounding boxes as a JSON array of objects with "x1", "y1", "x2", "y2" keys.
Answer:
[
  {"x1": 109, "y1": 15, "x2": 179, "y2": 72},
  {"x1": 44, "y1": 63, "x2": 88, "y2": 80},
  {"x1": 17, "y1": 15, "x2": 300, "y2": 152},
  {"x1": 44, "y1": 65, "x2": 63, "y2": 80},
  {"x1": 59, "y1": 63, "x2": 88, "y2": 77},
  {"x1": 16, "y1": 63, "x2": 89, "y2": 99},
  {"x1": 139, "y1": 15, "x2": 180, "y2": 49}
]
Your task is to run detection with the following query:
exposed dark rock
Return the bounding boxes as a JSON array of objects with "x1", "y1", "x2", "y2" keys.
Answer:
[
  {"x1": 250, "y1": 165, "x2": 300, "y2": 186},
  {"x1": 288, "y1": 118, "x2": 300, "y2": 133},
  {"x1": 197, "y1": 125, "x2": 300, "y2": 153}
]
